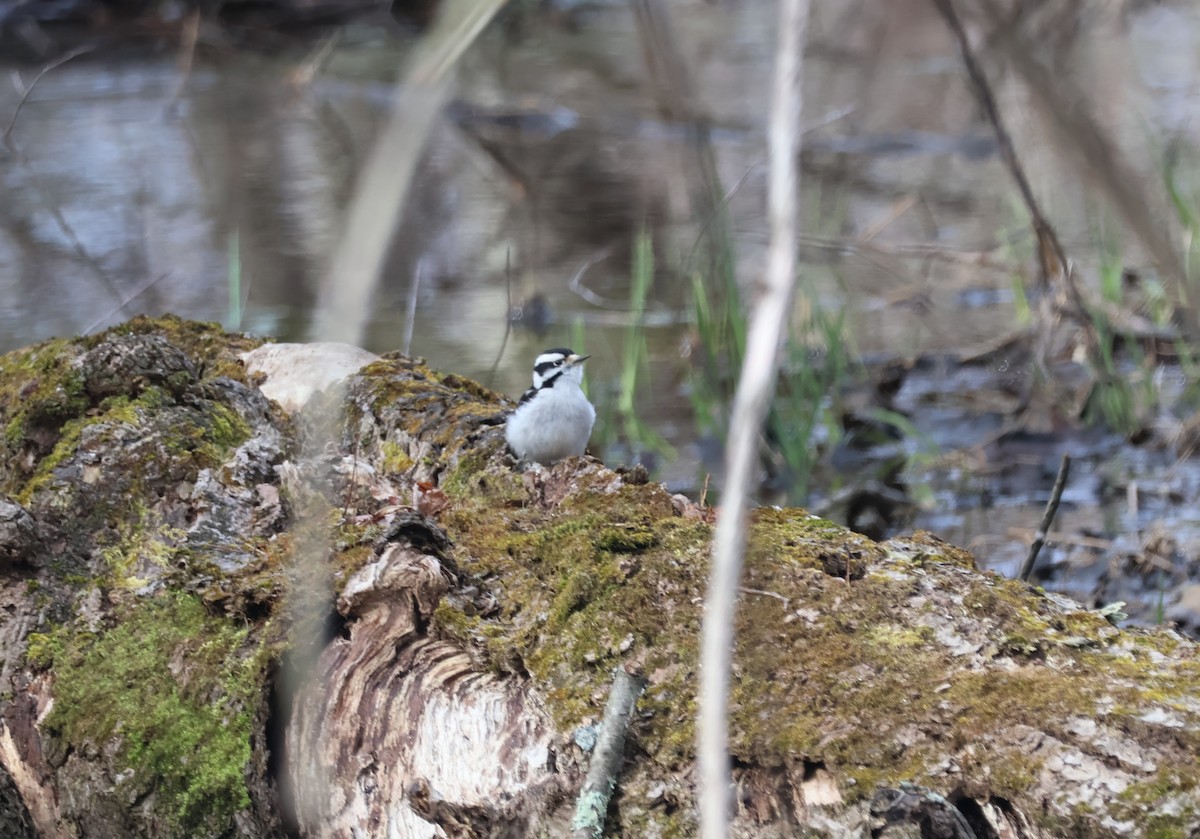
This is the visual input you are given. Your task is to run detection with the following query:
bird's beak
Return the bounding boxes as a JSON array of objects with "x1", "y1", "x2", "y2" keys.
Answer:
[{"x1": 567, "y1": 354, "x2": 590, "y2": 366}]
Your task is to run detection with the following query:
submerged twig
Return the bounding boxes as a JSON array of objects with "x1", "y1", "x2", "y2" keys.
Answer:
[
  {"x1": 1006, "y1": 526, "x2": 1110, "y2": 552},
  {"x1": 403, "y1": 258, "x2": 422, "y2": 356},
  {"x1": 566, "y1": 247, "x2": 619, "y2": 308},
  {"x1": 698, "y1": 0, "x2": 809, "y2": 836},
  {"x1": 1018, "y1": 453, "x2": 1071, "y2": 582},
  {"x1": 82, "y1": 273, "x2": 171, "y2": 335},
  {"x1": 486, "y1": 248, "x2": 514, "y2": 387},
  {"x1": 3, "y1": 45, "x2": 93, "y2": 144},
  {"x1": 34, "y1": 183, "x2": 129, "y2": 312},
  {"x1": 167, "y1": 10, "x2": 200, "y2": 113},
  {"x1": 5, "y1": 46, "x2": 131, "y2": 316},
  {"x1": 571, "y1": 667, "x2": 647, "y2": 839},
  {"x1": 683, "y1": 164, "x2": 757, "y2": 277}
]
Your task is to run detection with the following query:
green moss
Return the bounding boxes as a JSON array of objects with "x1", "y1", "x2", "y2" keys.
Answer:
[
  {"x1": 13, "y1": 323, "x2": 1189, "y2": 837},
  {"x1": 435, "y1": 477, "x2": 706, "y2": 749},
  {"x1": 440, "y1": 449, "x2": 492, "y2": 498},
  {"x1": 892, "y1": 531, "x2": 979, "y2": 569},
  {"x1": 595, "y1": 522, "x2": 658, "y2": 552},
  {"x1": 986, "y1": 749, "x2": 1041, "y2": 795},
  {"x1": 204, "y1": 403, "x2": 251, "y2": 450},
  {"x1": 41, "y1": 591, "x2": 260, "y2": 833},
  {"x1": 420, "y1": 439, "x2": 1200, "y2": 835},
  {"x1": 14, "y1": 418, "x2": 84, "y2": 505},
  {"x1": 1112, "y1": 771, "x2": 1200, "y2": 838},
  {"x1": 162, "y1": 399, "x2": 252, "y2": 470},
  {"x1": 99, "y1": 513, "x2": 188, "y2": 589},
  {"x1": 91, "y1": 314, "x2": 261, "y2": 382},
  {"x1": 0, "y1": 337, "x2": 88, "y2": 469},
  {"x1": 442, "y1": 455, "x2": 526, "y2": 506},
  {"x1": 866, "y1": 624, "x2": 932, "y2": 649},
  {"x1": 352, "y1": 356, "x2": 507, "y2": 467},
  {"x1": 0, "y1": 318, "x2": 261, "y2": 507},
  {"x1": 380, "y1": 440, "x2": 415, "y2": 475},
  {"x1": 24, "y1": 631, "x2": 61, "y2": 668},
  {"x1": 14, "y1": 383, "x2": 245, "y2": 516}
]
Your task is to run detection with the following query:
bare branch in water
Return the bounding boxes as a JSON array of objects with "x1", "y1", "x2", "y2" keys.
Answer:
[{"x1": 1019, "y1": 454, "x2": 1071, "y2": 582}]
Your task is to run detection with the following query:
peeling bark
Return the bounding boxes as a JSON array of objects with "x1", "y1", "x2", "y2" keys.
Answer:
[{"x1": 288, "y1": 544, "x2": 569, "y2": 838}]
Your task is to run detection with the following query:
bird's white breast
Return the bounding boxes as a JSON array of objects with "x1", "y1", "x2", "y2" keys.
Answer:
[{"x1": 505, "y1": 383, "x2": 596, "y2": 464}]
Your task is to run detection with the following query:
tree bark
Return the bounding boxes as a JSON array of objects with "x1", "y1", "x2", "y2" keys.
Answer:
[{"x1": 0, "y1": 317, "x2": 1196, "y2": 838}]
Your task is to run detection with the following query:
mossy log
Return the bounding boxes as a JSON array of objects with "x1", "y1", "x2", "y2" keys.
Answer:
[{"x1": 0, "y1": 317, "x2": 1198, "y2": 838}]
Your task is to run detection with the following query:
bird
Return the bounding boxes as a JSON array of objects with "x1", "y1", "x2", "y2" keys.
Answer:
[{"x1": 505, "y1": 348, "x2": 596, "y2": 464}]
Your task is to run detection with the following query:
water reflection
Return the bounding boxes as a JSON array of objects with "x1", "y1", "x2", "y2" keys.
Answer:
[{"x1": 2, "y1": 0, "x2": 1200, "y2": 624}]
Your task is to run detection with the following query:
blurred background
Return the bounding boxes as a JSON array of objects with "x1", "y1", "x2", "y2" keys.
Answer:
[{"x1": 3, "y1": 0, "x2": 1200, "y2": 630}]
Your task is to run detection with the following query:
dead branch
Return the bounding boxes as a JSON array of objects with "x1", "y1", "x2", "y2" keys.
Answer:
[
  {"x1": 1018, "y1": 453, "x2": 1071, "y2": 582},
  {"x1": 571, "y1": 667, "x2": 647, "y2": 839}
]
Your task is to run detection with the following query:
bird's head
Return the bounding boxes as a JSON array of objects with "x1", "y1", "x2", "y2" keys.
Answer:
[{"x1": 531, "y1": 348, "x2": 590, "y2": 388}]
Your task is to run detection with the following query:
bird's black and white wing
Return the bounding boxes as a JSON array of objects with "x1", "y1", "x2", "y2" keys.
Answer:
[{"x1": 517, "y1": 386, "x2": 539, "y2": 406}]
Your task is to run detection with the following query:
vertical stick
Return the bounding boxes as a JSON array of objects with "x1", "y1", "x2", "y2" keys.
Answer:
[
  {"x1": 1018, "y1": 454, "x2": 1071, "y2": 582},
  {"x1": 403, "y1": 258, "x2": 423, "y2": 356},
  {"x1": 698, "y1": 1, "x2": 809, "y2": 837}
]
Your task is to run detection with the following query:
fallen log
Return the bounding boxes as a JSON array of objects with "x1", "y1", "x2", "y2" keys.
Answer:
[{"x1": 0, "y1": 316, "x2": 1195, "y2": 838}]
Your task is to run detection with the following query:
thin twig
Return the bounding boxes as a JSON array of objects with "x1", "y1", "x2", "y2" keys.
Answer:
[
  {"x1": 928, "y1": 0, "x2": 1066, "y2": 291},
  {"x1": 1005, "y1": 527, "x2": 1110, "y2": 552},
  {"x1": 1127, "y1": 479, "x2": 1140, "y2": 547},
  {"x1": 287, "y1": 30, "x2": 341, "y2": 93},
  {"x1": 566, "y1": 247, "x2": 620, "y2": 309},
  {"x1": 166, "y1": 10, "x2": 200, "y2": 113},
  {"x1": 858, "y1": 195, "x2": 917, "y2": 245},
  {"x1": 698, "y1": 1, "x2": 809, "y2": 837},
  {"x1": 403, "y1": 258, "x2": 422, "y2": 356},
  {"x1": 930, "y1": 0, "x2": 1107, "y2": 362},
  {"x1": 3, "y1": 45, "x2": 93, "y2": 144},
  {"x1": 567, "y1": 247, "x2": 674, "y2": 316},
  {"x1": 683, "y1": 164, "x2": 758, "y2": 277},
  {"x1": 487, "y1": 248, "x2": 514, "y2": 387},
  {"x1": 1018, "y1": 453, "x2": 1070, "y2": 582},
  {"x1": 82, "y1": 273, "x2": 171, "y2": 335},
  {"x1": 36, "y1": 184, "x2": 129, "y2": 310},
  {"x1": 571, "y1": 667, "x2": 647, "y2": 839},
  {"x1": 738, "y1": 587, "x2": 789, "y2": 609},
  {"x1": 976, "y1": 0, "x2": 1192, "y2": 326}
]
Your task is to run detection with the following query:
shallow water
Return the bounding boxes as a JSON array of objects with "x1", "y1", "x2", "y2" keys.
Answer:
[{"x1": 3, "y1": 0, "x2": 1200, "y2": 625}]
